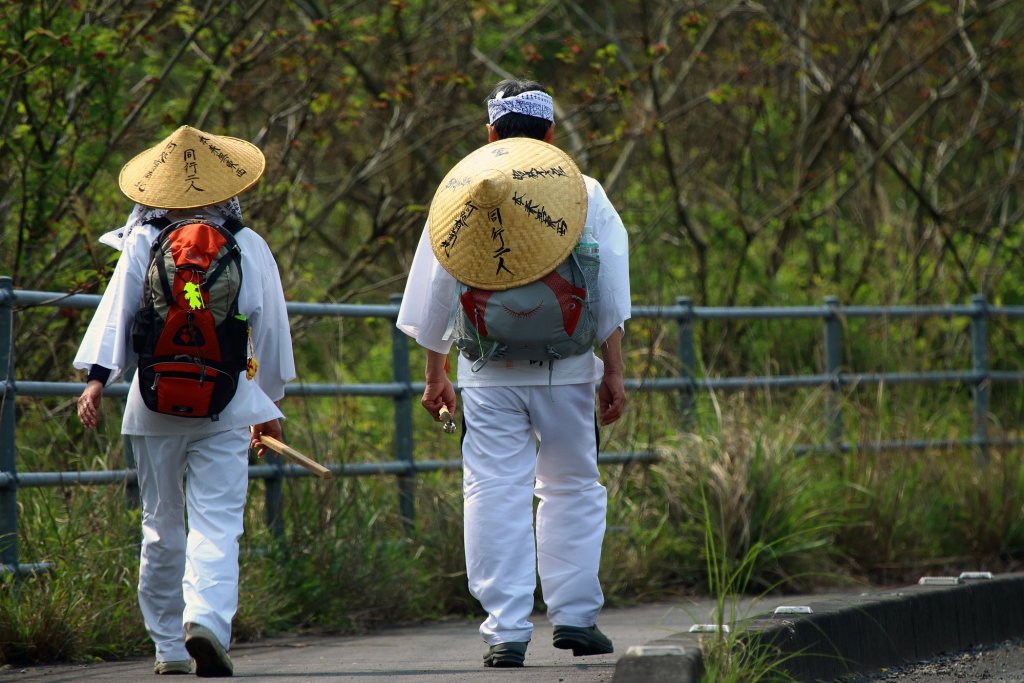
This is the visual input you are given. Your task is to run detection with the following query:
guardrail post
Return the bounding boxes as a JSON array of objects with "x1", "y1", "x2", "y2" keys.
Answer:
[
  {"x1": 122, "y1": 436, "x2": 140, "y2": 509},
  {"x1": 263, "y1": 429, "x2": 285, "y2": 538},
  {"x1": 0, "y1": 277, "x2": 19, "y2": 571},
  {"x1": 676, "y1": 297, "x2": 696, "y2": 428},
  {"x1": 260, "y1": 352, "x2": 284, "y2": 537},
  {"x1": 390, "y1": 294, "x2": 415, "y2": 532},
  {"x1": 823, "y1": 296, "x2": 843, "y2": 451},
  {"x1": 970, "y1": 294, "x2": 990, "y2": 465},
  {"x1": 118, "y1": 369, "x2": 140, "y2": 510}
]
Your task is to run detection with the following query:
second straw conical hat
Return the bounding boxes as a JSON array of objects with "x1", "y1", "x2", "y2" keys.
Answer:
[
  {"x1": 118, "y1": 125, "x2": 266, "y2": 209},
  {"x1": 428, "y1": 137, "x2": 587, "y2": 291}
]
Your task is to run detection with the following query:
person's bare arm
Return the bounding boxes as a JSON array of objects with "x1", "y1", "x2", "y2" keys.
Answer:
[{"x1": 597, "y1": 328, "x2": 626, "y2": 425}]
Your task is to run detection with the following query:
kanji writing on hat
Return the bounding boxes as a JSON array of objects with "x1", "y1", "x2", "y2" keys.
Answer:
[
  {"x1": 441, "y1": 201, "x2": 478, "y2": 257},
  {"x1": 488, "y1": 208, "x2": 513, "y2": 276},
  {"x1": 183, "y1": 148, "x2": 205, "y2": 194},
  {"x1": 511, "y1": 191, "x2": 569, "y2": 236}
]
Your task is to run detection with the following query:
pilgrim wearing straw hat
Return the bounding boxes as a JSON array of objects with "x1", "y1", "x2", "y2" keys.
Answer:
[
  {"x1": 426, "y1": 135, "x2": 588, "y2": 291},
  {"x1": 74, "y1": 125, "x2": 295, "y2": 677},
  {"x1": 397, "y1": 78, "x2": 631, "y2": 668}
]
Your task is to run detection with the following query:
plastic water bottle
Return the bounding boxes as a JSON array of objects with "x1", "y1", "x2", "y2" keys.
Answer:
[{"x1": 575, "y1": 226, "x2": 600, "y2": 303}]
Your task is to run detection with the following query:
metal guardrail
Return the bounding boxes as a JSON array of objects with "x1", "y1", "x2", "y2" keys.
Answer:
[{"x1": 2, "y1": 276, "x2": 1024, "y2": 575}]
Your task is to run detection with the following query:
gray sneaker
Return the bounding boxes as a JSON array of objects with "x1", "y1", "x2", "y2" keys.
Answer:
[
  {"x1": 552, "y1": 624, "x2": 614, "y2": 656},
  {"x1": 154, "y1": 659, "x2": 192, "y2": 675},
  {"x1": 483, "y1": 641, "x2": 528, "y2": 668},
  {"x1": 184, "y1": 622, "x2": 233, "y2": 677}
]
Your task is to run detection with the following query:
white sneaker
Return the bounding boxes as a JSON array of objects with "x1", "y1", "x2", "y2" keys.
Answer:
[{"x1": 153, "y1": 659, "x2": 192, "y2": 675}]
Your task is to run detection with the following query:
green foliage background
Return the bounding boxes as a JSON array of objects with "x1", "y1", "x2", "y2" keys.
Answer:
[
  {"x1": 2, "y1": 0, "x2": 1024, "y2": 668},
  {"x1": 5, "y1": 1, "x2": 1024, "y2": 309},
  {"x1": 3, "y1": 0, "x2": 1023, "y2": 390}
]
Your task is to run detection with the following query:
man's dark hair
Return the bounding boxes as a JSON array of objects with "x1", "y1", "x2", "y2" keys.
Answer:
[{"x1": 486, "y1": 78, "x2": 552, "y2": 141}]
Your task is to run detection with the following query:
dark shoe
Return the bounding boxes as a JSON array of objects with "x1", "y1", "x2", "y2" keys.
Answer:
[
  {"x1": 184, "y1": 622, "x2": 233, "y2": 677},
  {"x1": 552, "y1": 624, "x2": 614, "y2": 656},
  {"x1": 483, "y1": 641, "x2": 528, "y2": 668}
]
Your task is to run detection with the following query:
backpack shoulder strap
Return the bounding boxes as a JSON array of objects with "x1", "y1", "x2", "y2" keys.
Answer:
[
  {"x1": 143, "y1": 216, "x2": 173, "y2": 231},
  {"x1": 222, "y1": 218, "x2": 245, "y2": 235},
  {"x1": 144, "y1": 217, "x2": 197, "y2": 245},
  {"x1": 141, "y1": 218, "x2": 177, "y2": 307},
  {"x1": 442, "y1": 280, "x2": 468, "y2": 344},
  {"x1": 205, "y1": 223, "x2": 244, "y2": 292}
]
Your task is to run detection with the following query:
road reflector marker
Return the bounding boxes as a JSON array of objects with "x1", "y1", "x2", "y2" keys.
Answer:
[
  {"x1": 918, "y1": 576, "x2": 961, "y2": 585},
  {"x1": 774, "y1": 605, "x2": 813, "y2": 615},
  {"x1": 625, "y1": 645, "x2": 687, "y2": 656}
]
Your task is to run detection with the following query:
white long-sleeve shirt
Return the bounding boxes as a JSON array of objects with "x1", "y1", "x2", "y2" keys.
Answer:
[
  {"x1": 74, "y1": 213, "x2": 296, "y2": 435},
  {"x1": 397, "y1": 175, "x2": 631, "y2": 387}
]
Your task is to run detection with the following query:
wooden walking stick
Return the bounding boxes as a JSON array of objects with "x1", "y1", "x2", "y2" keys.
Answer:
[{"x1": 259, "y1": 435, "x2": 333, "y2": 479}]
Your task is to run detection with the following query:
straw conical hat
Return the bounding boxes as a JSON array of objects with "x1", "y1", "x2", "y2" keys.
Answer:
[
  {"x1": 118, "y1": 125, "x2": 266, "y2": 209},
  {"x1": 428, "y1": 137, "x2": 587, "y2": 290}
]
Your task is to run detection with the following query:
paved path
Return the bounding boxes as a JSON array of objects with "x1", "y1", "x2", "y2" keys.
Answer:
[
  {"x1": 0, "y1": 595, "x2": 803, "y2": 682},
  {"x1": 17, "y1": 575, "x2": 1019, "y2": 683}
]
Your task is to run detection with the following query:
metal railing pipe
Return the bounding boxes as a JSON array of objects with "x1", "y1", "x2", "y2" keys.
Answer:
[
  {"x1": 971, "y1": 294, "x2": 991, "y2": 464},
  {"x1": 0, "y1": 276, "x2": 18, "y2": 570},
  {"x1": 285, "y1": 302, "x2": 398, "y2": 318},
  {"x1": 14, "y1": 381, "x2": 131, "y2": 397},
  {"x1": 824, "y1": 296, "x2": 843, "y2": 448},
  {"x1": 6, "y1": 283, "x2": 1024, "y2": 577},
  {"x1": 389, "y1": 294, "x2": 415, "y2": 530},
  {"x1": 3, "y1": 470, "x2": 138, "y2": 488},
  {"x1": 676, "y1": 297, "x2": 696, "y2": 426}
]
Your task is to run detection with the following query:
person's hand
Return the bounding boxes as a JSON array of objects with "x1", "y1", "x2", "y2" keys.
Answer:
[
  {"x1": 250, "y1": 418, "x2": 283, "y2": 458},
  {"x1": 77, "y1": 380, "x2": 104, "y2": 429},
  {"x1": 598, "y1": 371, "x2": 626, "y2": 426},
  {"x1": 422, "y1": 377, "x2": 457, "y2": 422},
  {"x1": 422, "y1": 350, "x2": 457, "y2": 422}
]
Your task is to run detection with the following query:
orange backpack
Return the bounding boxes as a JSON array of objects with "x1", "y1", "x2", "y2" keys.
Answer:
[{"x1": 131, "y1": 217, "x2": 249, "y2": 419}]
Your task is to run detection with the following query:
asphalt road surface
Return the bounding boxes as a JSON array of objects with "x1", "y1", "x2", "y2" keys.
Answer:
[
  {"x1": 0, "y1": 596, "x2": 795, "y2": 683},
  {"x1": 10, "y1": 588, "x2": 1021, "y2": 683}
]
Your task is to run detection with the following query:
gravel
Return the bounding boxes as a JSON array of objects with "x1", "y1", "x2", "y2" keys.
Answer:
[{"x1": 842, "y1": 638, "x2": 1024, "y2": 683}]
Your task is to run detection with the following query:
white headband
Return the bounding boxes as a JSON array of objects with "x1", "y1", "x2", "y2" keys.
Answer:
[{"x1": 487, "y1": 90, "x2": 555, "y2": 125}]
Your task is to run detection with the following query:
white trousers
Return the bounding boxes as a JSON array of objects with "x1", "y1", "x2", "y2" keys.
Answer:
[
  {"x1": 461, "y1": 383, "x2": 607, "y2": 645},
  {"x1": 132, "y1": 427, "x2": 249, "y2": 661}
]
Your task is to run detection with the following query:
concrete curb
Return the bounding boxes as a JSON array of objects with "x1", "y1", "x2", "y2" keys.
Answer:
[{"x1": 612, "y1": 572, "x2": 1024, "y2": 682}]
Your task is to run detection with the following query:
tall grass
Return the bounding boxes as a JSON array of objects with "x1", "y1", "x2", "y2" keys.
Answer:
[
  {"x1": 602, "y1": 390, "x2": 844, "y2": 680},
  {"x1": 232, "y1": 470, "x2": 474, "y2": 642},
  {"x1": 602, "y1": 391, "x2": 846, "y2": 600},
  {"x1": 697, "y1": 478, "x2": 804, "y2": 683},
  {"x1": 0, "y1": 482, "x2": 148, "y2": 664},
  {"x1": 3, "y1": 381, "x2": 1024, "y2": 665}
]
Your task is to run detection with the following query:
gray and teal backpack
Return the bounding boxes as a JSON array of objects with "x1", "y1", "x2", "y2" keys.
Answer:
[{"x1": 447, "y1": 234, "x2": 601, "y2": 371}]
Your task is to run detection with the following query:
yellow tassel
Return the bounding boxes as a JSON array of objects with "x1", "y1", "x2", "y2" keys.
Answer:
[{"x1": 246, "y1": 327, "x2": 258, "y2": 379}]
